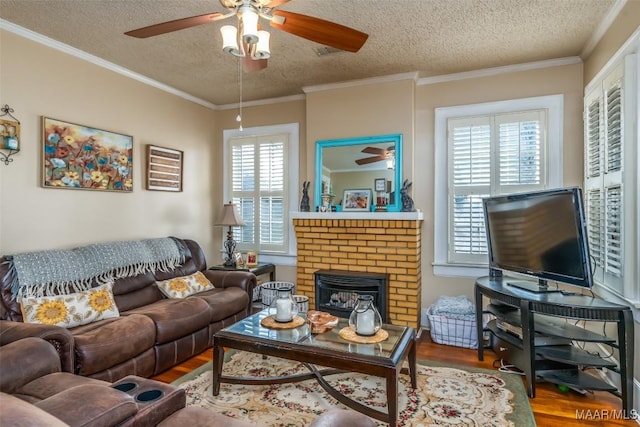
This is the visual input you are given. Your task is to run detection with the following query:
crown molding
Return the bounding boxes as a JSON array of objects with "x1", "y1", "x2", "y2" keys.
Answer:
[
  {"x1": 0, "y1": 19, "x2": 218, "y2": 110},
  {"x1": 418, "y1": 57, "x2": 582, "y2": 86},
  {"x1": 302, "y1": 72, "x2": 419, "y2": 94},
  {"x1": 580, "y1": 0, "x2": 629, "y2": 58}
]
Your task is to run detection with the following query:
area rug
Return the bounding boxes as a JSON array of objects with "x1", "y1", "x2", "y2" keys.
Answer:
[{"x1": 173, "y1": 350, "x2": 535, "y2": 426}]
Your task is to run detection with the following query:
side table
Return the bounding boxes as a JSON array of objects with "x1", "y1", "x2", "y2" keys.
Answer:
[{"x1": 209, "y1": 262, "x2": 275, "y2": 282}]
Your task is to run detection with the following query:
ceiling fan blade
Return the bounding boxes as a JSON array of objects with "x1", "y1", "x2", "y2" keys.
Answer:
[
  {"x1": 361, "y1": 147, "x2": 386, "y2": 155},
  {"x1": 266, "y1": 0, "x2": 291, "y2": 6},
  {"x1": 271, "y1": 11, "x2": 368, "y2": 53},
  {"x1": 125, "y1": 12, "x2": 223, "y2": 38},
  {"x1": 243, "y1": 57, "x2": 268, "y2": 73},
  {"x1": 356, "y1": 156, "x2": 384, "y2": 165}
]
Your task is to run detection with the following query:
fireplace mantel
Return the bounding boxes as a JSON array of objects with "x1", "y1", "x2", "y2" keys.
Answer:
[{"x1": 291, "y1": 211, "x2": 424, "y2": 221}]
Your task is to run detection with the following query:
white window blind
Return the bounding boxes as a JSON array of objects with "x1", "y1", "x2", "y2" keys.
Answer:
[
  {"x1": 448, "y1": 110, "x2": 547, "y2": 264},
  {"x1": 229, "y1": 133, "x2": 288, "y2": 253}
]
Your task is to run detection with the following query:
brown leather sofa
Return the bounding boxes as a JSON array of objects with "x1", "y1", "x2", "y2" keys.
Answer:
[
  {"x1": 0, "y1": 337, "x2": 376, "y2": 427},
  {"x1": 0, "y1": 238, "x2": 256, "y2": 382}
]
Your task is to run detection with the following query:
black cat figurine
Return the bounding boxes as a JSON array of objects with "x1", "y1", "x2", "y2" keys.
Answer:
[
  {"x1": 400, "y1": 179, "x2": 415, "y2": 212},
  {"x1": 300, "y1": 181, "x2": 310, "y2": 212}
]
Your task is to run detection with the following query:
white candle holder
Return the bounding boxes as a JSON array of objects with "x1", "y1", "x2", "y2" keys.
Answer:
[
  {"x1": 348, "y1": 295, "x2": 382, "y2": 336},
  {"x1": 269, "y1": 284, "x2": 298, "y2": 323}
]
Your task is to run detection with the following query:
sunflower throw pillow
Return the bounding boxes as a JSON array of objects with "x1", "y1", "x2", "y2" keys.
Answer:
[
  {"x1": 20, "y1": 283, "x2": 120, "y2": 328},
  {"x1": 156, "y1": 271, "x2": 215, "y2": 299}
]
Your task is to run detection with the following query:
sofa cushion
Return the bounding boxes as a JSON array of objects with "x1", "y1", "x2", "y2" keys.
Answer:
[
  {"x1": 0, "y1": 392, "x2": 70, "y2": 427},
  {"x1": 72, "y1": 314, "x2": 156, "y2": 376},
  {"x1": 125, "y1": 297, "x2": 211, "y2": 344},
  {"x1": 20, "y1": 283, "x2": 119, "y2": 328},
  {"x1": 35, "y1": 384, "x2": 137, "y2": 427},
  {"x1": 192, "y1": 287, "x2": 249, "y2": 323},
  {"x1": 14, "y1": 372, "x2": 109, "y2": 403},
  {"x1": 156, "y1": 271, "x2": 214, "y2": 299}
]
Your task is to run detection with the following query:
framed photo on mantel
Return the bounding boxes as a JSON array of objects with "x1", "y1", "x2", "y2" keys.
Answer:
[{"x1": 342, "y1": 189, "x2": 372, "y2": 212}]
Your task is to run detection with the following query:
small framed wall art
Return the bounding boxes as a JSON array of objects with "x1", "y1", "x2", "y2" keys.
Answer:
[
  {"x1": 42, "y1": 117, "x2": 133, "y2": 191},
  {"x1": 342, "y1": 189, "x2": 372, "y2": 211},
  {"x1": 146, "y1": 144, "x2": 183, "y2": 192}
]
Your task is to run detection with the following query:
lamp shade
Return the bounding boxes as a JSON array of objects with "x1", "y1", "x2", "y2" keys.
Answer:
[
  {"x1": 253, "y1": 30, "x2": 271, "y2": 59},
  {"x1": 220, "y1": 25, "x2": 243, "y2": 57},
  {"x1": 240, "y1": 8, "x2": 259, "y2": 44},
  {"x1": 217, "y1": 203, "x2": 246, "y2": 227}
]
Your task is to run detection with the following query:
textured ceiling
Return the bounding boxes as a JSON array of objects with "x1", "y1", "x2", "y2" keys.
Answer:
[{"x1": 0, "y1": 0, "x2": 619, "y2": 106}]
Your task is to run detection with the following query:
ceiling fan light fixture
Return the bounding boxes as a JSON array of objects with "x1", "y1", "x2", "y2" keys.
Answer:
[
  {"x1": 240, "y1": 7, "x2": 259, "y2": 44},
  {"x1": 386, "y1": 157, "x2": 395, "y2": 170},
  {"x1": 253, "y1": 30, "x2": 271, "y2": 59},
  {"x1": 220, "y1": 25, "x2": 243, "y2": 57}
]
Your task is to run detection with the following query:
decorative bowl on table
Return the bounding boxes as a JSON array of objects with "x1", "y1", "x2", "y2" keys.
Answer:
[{"x1": 306, "y1": 310, "x2": 339, "y2": 334}]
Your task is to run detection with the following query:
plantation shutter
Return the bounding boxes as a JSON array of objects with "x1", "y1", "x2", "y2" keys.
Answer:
[
  {"x1": 584, "y1": 63, "x2": 624, "y2": 293},
  {"x1": 449, "y1": 118, "x2": 490, "y2": 261},
  {"x1": 229, "y1": 133, "x2": 288, "y2": 253},
  {"x1": 448, "y1": 110, "x2": 546, "y2": 264}
]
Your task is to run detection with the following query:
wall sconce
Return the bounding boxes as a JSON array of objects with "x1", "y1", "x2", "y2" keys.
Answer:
[{"x1": 0, "y1": 104, "x2": 20, "y2": 165}]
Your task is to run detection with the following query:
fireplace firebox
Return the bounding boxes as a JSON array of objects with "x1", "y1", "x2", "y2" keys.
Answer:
[{"x1": 314, "y1": 270, "x2": 388, "y2": 322}]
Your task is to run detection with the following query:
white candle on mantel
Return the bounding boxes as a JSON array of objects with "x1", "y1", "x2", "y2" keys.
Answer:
[
  {"x1": 356, "y1": 310, "x2": 375, "y2": 335},
  {"x1": 276, "y1": 299, "x2": 292, "y2": 322}
]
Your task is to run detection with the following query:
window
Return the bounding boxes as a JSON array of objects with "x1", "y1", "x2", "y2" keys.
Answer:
[
  {"x1": 434, "y1": 95, "x2": 563, "y2": 277},
  {"x1": 223, "y1": 123, "x2": 299, "y2": 264}
]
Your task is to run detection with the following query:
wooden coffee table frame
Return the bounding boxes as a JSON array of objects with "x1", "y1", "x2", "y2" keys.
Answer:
[{"x1": 212, "y1": 321, "x2": 416, "y2": 427}]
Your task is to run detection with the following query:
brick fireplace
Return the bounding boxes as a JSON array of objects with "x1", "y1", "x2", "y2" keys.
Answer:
[{"x1": 292, "y1": 212, "x2": 423, "y2": 329}]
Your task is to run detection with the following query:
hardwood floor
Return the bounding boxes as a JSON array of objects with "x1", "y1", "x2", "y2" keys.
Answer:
[{"x1": 153, "y1": 332, "x2": 636, "y2": 426}]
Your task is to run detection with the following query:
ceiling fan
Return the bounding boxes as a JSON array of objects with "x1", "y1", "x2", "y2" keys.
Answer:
[
  {"x1": 125, "y1": 0, "x2": 368, "y2": 72},
  {"x1": 355, "y1": 146, "x2": 395, "y2": 166}
]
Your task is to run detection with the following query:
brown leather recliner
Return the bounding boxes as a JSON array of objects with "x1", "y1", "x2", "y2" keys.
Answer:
[{"x1": 0, "y1": 337, "x2": 376, "y2": 427}]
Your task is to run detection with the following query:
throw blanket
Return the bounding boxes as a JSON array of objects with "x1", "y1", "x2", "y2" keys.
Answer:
[{"x1": 4, "y1": 237, "x2": 185, "y2": 300}]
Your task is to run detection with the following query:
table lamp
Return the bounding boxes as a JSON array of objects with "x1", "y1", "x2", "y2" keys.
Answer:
[{"x1": 216, "y1": 202, "x2": 246, "y2": 267}]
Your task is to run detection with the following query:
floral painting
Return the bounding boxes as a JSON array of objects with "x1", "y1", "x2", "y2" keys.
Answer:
[{"x1": 42, "y1": 117, "x2": 133, "y2": 192}]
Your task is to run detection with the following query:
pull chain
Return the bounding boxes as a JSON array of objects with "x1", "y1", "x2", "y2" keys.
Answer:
[{"x1": 236, "y1": 58, "x2": 243, "y2": 131}]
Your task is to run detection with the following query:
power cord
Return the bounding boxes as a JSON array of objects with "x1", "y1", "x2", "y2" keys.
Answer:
[{"x1": 493, "y1": 358, "x2": 525, "y2": 375}]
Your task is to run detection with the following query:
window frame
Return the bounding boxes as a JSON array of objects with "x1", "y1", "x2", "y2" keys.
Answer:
[
  {"x1": 434, "y1": 95, "x2": 564, "y2": 278},
  {"x1": 223, "y1": 123, "x2": 299, "y2": 266}
]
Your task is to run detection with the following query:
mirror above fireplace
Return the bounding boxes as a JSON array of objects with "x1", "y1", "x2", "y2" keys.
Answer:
[{"x1": 315, "y1": 134, "x2": 403, "y2": 212}]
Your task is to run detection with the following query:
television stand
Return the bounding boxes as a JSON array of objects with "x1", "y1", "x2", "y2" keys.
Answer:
[
  {"x1": 505, "y1": 279, "x2": 562, "y2": 294},
  {"x1": 475, "y1": 276, "x2": 634, "y2": 412}
]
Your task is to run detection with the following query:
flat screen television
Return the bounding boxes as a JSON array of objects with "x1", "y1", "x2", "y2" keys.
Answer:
[{"x1": 482, "y1": 187, "x2": 593, "y2": 293}]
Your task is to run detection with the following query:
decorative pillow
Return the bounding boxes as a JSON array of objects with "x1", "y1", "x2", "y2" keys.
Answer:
[
  {"x1": 20, "y1": 283, "x2": 120, "y2": 328},
  {"x1": 156, "y1": 271, "x2": 215, "y2": 299}
]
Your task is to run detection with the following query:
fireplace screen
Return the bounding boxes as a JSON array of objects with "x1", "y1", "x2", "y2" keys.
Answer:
[{"x1": 314, "y1": 270, "x2": 388, "y2": 322}]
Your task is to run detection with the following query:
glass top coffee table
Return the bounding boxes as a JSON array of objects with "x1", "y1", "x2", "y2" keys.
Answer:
[{"x1": 212, "y1": 310, "x2": 416, "y2": 427}]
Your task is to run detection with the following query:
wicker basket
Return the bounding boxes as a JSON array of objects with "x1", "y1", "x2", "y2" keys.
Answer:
[
  {"x1": 427, "y1": 305, "x2": 479, "y2": 349},
  {"x1": 293, "y1": 295, "x2": 309, "y2": 314},
  {"x1": 259, "y1": 281, "x2": 296, "y2": 308}
]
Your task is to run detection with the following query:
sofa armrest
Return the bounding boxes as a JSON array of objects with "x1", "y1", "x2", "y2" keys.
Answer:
[
  {"x1": 204, "y1": 270, "x2": 256, "y2": 299},
  {"x1": 0, "y1": 337, "x2": 61, "y2": 394},
  {"x1": 36, "y1": 384, "x2": 137, "y2": 427},
  {"x1": 0, "y1": 320, "x2": 74, "y2": 373}
]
